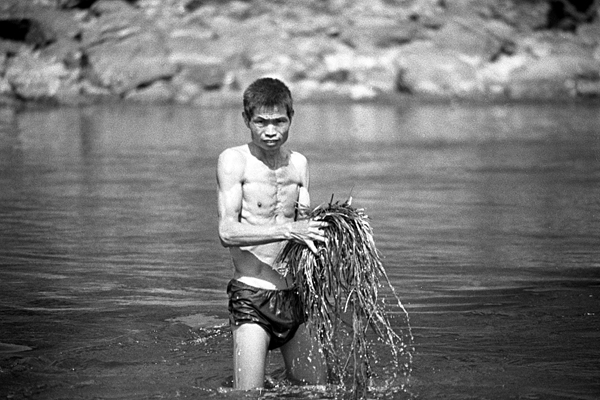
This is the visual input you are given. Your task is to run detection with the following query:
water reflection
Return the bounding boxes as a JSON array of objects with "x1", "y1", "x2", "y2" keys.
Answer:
[{"x1": 0, "y1": 101, "x2": 599, "y2": 399}]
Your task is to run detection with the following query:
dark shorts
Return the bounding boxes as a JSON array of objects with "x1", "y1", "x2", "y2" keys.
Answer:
[{"x1": 227, "y1": 279, "x2": 306, "y2": 350}]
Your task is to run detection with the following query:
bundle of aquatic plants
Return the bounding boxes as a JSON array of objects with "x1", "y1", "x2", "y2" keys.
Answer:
[{"x1": 277, "y1": 197, "x2": 412, "y2": 398}]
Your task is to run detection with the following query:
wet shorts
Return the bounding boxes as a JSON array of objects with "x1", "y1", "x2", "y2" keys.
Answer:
[{"x1": 227, "y1": 279, "x2": 306, "y2": 350}]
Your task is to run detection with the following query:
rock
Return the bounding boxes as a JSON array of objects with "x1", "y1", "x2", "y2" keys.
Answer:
[
  {"x1": 85, "y1": 31, "x2": 177, "y2": 94},
  {"x1": 90, "y1": 0, "x2": 138, "y2": 16},
  {"x1": 124, "y1": 80, "x2": 174, "y2": 102},
  {"x1": 1, "y1": 0, "x2": 599, "y2": 104},
  {"x1": 431, "y1": 17, "x2": 507, "y2": 63},
  {"x1": 4, "y1": 50, "x2": 81, "y2": 102},
  {"x1": 280, "y1": 11, "x2": 340, "y2": 38},
  {"x1": 32, "y1": 6, "x2": 83, "y2": 41},
  {"x1": 0, "y1": 39, "x2": 28, "y2": 55},
  {"x1": 171, "y1": 76, "x2": 202, "y2": 103},
  {"x1": 39, "y1": 38, "x2": 83, "y2": 69},
  {"x1": 511, "y1": 53, "x2": 600, "y2": 81},
  {"x1": 168, "y1": 42, "x2": 229, "y2": 102},
  {"x1": 340, "y1": 19, "x2": 424, "y2": 50},
  {"x1": 507, "y1": 53, "x2": 600, "y2": 99},
  {"x1": 167, "y1": 24, "x2": 219, "y2": 67},
  {"x1": 577, "y1": 21, "x2": 600, "y2": 46},
  {"x1": 485, "y1": 0, "x2": 551, "y2": 31},
  {"x1": 0, "y1": 18, "x2": 54, "y2": 48},
  {"x1": 395, "y1": 44, "x2": 483, "y2": 98},
  {"x1": 316, "y1": 51, "x2": 398, "y2": 94},
  {"x1": 57, "y1": 0, "x2": 98, "y2": 9},
  {"x1": 518, "y1": 30, "x2": 597, "y2": 59},
  {"x1": 574, "y1": 79, "x2": 600, "y2": 97},
  {"x1": 506, "y1": 78, "x2": 573, "y2": 100},
  {"x1": 177, "y1": 63, "x2": 226, "y2": 90},
  {"x1": 81, "y1": 10, "x2": 144, "y2": 48},
  {"x1": 0, "y1": 74, "x2": 13, "y2": 102},
  {"x1": 479, "y1": 53, "x2": 529, "y2": 95}
]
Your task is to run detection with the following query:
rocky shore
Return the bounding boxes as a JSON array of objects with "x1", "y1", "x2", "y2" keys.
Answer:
[{"x1": 1, "y1": 0, "x2": 599, "y2": 106}]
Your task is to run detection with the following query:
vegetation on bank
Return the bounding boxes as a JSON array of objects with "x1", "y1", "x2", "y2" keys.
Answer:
[{"x1": 0, "y1": 0, "x2": 599, "y2": 105}]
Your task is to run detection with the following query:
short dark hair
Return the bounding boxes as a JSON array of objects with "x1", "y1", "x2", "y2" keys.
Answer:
[{"x1": 243, "y1": 78, "x2": 294, "y2": 120}]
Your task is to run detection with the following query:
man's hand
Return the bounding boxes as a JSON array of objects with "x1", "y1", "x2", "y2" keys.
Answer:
[{"x1": 289, "y1": 218, "x2": 329, "y2": 254}]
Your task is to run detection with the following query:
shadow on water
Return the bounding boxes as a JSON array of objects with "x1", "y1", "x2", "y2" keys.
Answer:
[{"x1": 0, "y1": 101, "x2": 599, "y2": 399}]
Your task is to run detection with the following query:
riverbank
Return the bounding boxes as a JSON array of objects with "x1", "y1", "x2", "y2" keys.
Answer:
[{"x1": 1, "y1": 0, "x2": 599, "y2": 106}]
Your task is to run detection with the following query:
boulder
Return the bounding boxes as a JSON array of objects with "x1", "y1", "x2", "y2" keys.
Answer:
[
  {"x1": 518, "y1": 30, "x2": 598, "y2": 59},
  {"x1": 80, "y1": 10, "x2": 144, "y2": 48},
  {"x1": 124, "y1": 80, "x2": 174, "y2": 102},
  {"x1": 395, "y1": 45, "x2": 483, "y2": 98},
  {"x1": 166, "y1": 22, "x2": 228, "y2": 92},
  {"x1": 0, "y1": 18, "x2": 53, "y2": 48},
  {"x1": 32, "y1": 6, "x2": 83, "y2": 42},
  {"x1": 511, "y1": 53, "x2": 600, "y2": 81},
  {"x1": 0, "y1": 39, "x2": 27, "y2": 55},
  {"x1": 1, "y1": 0, "x2": 599, "y2": 104},
  {"x1": 478, "y1": 53, "x2": 530, "y2": 95},
  {"x1": 171, "y1": 75, "x2": 202, "y2": 104},
  {"x1": 431, "y1": 17, "x2": 508, "y2": 63},
  {"x1": 4, "y1": 50, "x2": 81, "y2": 102},
  {"x1": 176, "y1": 64, "x2": 226, "y2": 90},
  {"x1": 0, "y1": 53, "x2": 12, "y2": 100},
  {"x1": 167, "y1": 25, "x2": 218, "y2": 67},
  {"x1": 79, "y1": 0, "x2": 178, "y2": 95},
  {"x1": 340, "y1": 19, "x2": 424, "y2": 50},
  {"x1": 317, "y1": 51, "x2": 398, "y2": 94},
  {"x1": 507, "y1": 53, "x2": 600, "y2": 99},
  {"x1": 484, "y1": 0, "x2": 551, "y2": 31},
  {"x1": 577, "y1": 21, "x2": 600, "y2": 46},
  {"x1": 85, "y1": 31, "x2": 177, "y2": 94}
]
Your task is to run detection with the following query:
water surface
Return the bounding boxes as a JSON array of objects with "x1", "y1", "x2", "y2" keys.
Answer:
[{"x1": 0, "y1": 101, "x2": 599, "y2": 399}]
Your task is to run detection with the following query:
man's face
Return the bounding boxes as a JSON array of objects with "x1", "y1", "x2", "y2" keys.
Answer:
[{"x1": 244, "y1": 106, "x2": 291, "y2": 153}]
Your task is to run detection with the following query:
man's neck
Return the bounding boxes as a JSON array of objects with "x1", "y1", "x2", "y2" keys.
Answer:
[{"x1": 248, "y1": 143, "x2": 286, "y2": 169}]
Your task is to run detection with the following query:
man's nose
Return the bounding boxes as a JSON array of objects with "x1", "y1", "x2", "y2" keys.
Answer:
[{"x1": 264, "y1": 124, "x2": 277, "y2": 136}]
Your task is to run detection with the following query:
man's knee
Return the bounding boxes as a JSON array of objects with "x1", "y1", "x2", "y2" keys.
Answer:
[
  {"x1": 281, "y1": 325, "x2": 327, "y2": 385},
  {"x1": 232, "y1": 323, "x2": 270, "y2": 390}
]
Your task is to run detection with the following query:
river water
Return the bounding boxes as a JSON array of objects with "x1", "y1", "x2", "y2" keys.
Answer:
[{"x1": 0, "y1": 101, "x2": 598, "y2": 399}]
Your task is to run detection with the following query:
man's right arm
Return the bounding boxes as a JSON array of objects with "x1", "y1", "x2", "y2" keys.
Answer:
[
  {"x1": 217, "y1": 148, "x2": 293, "y2": 247},
  {"x1": 216, "y1": 148, "x2": 327, "y2": 250}
]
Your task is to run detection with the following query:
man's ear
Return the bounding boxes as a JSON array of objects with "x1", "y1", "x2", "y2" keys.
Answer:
[{"x1": 242, "y1": 111, "x2": 250, "y2": 128}]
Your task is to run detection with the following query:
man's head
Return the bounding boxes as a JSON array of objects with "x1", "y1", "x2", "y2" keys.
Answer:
[
  {"x1": 242, "y1": 78, "x2": 294, "y2": 121},
  {"x1": 242, "y1": 78, "x2": 294, "y2": 154}
]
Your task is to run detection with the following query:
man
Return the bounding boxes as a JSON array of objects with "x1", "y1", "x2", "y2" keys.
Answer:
[{"x1": 216, "y1": 77, "x2": 328, "y2": 390}]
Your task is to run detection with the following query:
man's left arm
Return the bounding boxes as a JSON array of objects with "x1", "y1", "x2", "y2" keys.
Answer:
[{"x1": 294, "y1": 152, "x2": 311, "y2": 219}]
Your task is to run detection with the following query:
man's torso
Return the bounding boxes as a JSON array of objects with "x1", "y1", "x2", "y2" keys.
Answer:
[{"x1": 230, "y1": 144, "x2": 305, "y2": 289}]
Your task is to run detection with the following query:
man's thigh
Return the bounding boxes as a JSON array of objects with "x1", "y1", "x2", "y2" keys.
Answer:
[
  {"x1": 232, "y1": 323, "x2": 270, "y2": 390},
  {"x1": 280, "y1": 323, "x2": 327, "y2": 385}
]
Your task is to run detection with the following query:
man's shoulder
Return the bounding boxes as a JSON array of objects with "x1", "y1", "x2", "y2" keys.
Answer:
[
  {"x1": 220, "y1": 144, "x2": 249, "y2": 158},
  {"x1": 289, "y1": 150, "x2": 308, "y2": 167},
  {"x1": 218, "y1": 145, "x2": 250, "y2": 165},
  {"x1": 217, "y1": 145, "x2": 249, "y2": 178}
]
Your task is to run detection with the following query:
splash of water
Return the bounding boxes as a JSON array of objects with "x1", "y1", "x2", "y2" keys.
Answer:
[{"x1": 278, "y1": 197, "x2": 414, "y2": 399}]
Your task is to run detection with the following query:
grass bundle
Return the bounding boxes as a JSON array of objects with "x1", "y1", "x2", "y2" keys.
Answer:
[{"x1": 277, "y1": 197, "x2": 413, "y2": 398}]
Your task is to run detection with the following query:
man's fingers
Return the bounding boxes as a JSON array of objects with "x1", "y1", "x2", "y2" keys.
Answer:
[
  {"x1": 306, "y1": 239, "x2": 318, "y2": 254},
  {"x1": 310, "y1": 220, "x2": 329, "y2": 230}
]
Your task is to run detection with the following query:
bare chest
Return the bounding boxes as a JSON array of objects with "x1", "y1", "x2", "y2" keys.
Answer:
[{"x1": 241, "y1": 162, "x2": 302, "y2": 220}]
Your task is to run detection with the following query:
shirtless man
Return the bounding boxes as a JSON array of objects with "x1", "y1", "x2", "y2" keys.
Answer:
[{"x1": 217, "y1": 78, "x2": 328, "y2": 390}]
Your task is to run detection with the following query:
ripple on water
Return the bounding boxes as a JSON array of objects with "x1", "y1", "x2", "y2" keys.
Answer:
[{"x1": 0, "y1": 343, "x2": 32, "y2": 355}]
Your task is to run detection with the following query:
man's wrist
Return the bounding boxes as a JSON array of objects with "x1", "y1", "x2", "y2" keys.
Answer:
[{"x1": 281, "y1": 222, "x2": 293, "y2": 240}]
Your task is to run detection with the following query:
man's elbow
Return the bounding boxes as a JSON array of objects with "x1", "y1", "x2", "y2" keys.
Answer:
[{"x1": 218, "y1": 228, "x2": 234, "y2": 247}]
